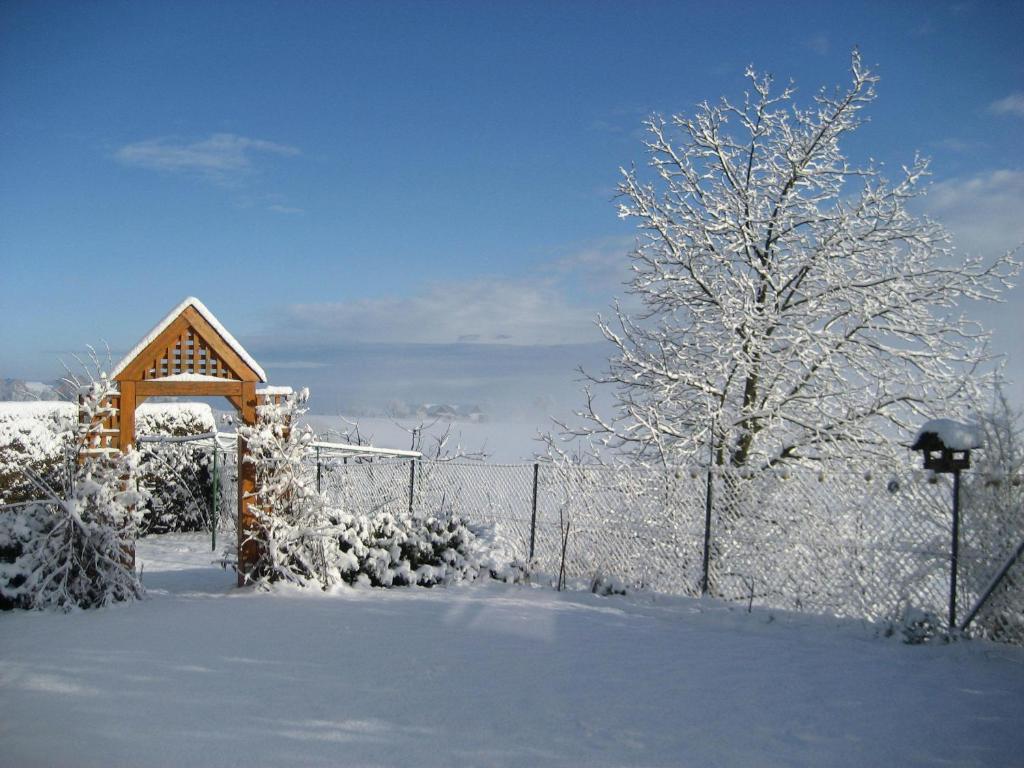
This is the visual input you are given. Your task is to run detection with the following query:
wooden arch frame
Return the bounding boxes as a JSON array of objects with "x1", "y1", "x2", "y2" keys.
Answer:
[{"x1": 86, "y1": 297, "x2": 273, "y2": 585}]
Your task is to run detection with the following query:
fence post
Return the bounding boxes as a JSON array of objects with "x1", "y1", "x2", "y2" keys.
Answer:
[
  {"x1": 408, "y1": 458, "x2": 416, "y2": 516},
  {"x1": 211, "y1": 442, "x2": 218, "y2": 553},
  {"x1": 701, "y1": 429, "x2": 715, "y2": 596},
  {"x1": 316, "y1": 445, "x2": 322, "y2": 494},
  {"x1": 949, "y1": 468, "x2": 962, "y2": 628},
  {"x1": 701, "y1": 464, "x2": 713, "y2": 596},
  {"x1": 529, "y1": 463, "x2": 539, "y2": 561}
]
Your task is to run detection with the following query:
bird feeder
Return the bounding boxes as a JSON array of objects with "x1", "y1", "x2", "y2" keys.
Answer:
[
  {"x1": 911, "y1": 418, "x2": 983, "y2": 629},
  {"x1": 911, "y1": 419, "x2": 981, "y2": 473}
]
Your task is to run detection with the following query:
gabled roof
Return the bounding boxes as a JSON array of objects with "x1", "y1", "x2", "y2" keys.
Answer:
[{"x1": 111, "y1": 297, "x2": 267, "y2": 382}]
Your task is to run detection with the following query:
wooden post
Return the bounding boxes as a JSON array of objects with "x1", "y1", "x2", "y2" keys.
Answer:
[
  {"x1": 118, "y1": 380, "x2": 136, "y2": 452},
  {"x1": 237, "y1": 381, "x2": 258, "y2": 586}
]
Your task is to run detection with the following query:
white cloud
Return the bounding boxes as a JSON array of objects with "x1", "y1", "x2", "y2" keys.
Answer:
[
  {"x1": 922, "y1": 169, "x2": 1024, "y2": 406},
  {"x1": 548, "y1": 235, "x2": 634, "y2": 295},
  {"x1": 114, "y1": 133, "x2": 299, "y2": 181},
  {"x1": 989, "y1": 92, "x2": 1024, "y2": 118},
  {"x1": 805, "y1": 34, "x2": 829, "y2": 56},
  {"x1": 925, "y1": 169, "x2": 1024, "y2": 255},
  {"x1": 281, "y1": 277, "x2": 603, "y2": 347}
]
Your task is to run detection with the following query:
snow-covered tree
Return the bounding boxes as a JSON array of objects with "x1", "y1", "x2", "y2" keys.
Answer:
[
  {"x1": 566, "y1": 51, "x2": 1019, "y2": 469},
  {"x1": 234, "y1": 388, "x2": 325, "y2": 586}
]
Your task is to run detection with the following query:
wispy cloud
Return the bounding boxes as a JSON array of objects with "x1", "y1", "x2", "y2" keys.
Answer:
[
  {"x1": 278, "y1": 277, "x2": 602, "y2": 348},
  {"x1": 909, "y1": 18, "x2": 935, "y2": 37},
  {"x1": 547, "y1": 235, "x2": 634, "y2": 297},
  {"x1": 267, "y1": 204, "x2": 305, "y2": 215},
  {"x1": 805, "y1": 33, "x2": 829, "y2": 56},
  {"x1": 924, "y1": 169, "x2": 1024, "y2": 255},
  {"x1": 929, "y1": 137, "x2": 985, "y2": 154},
  {"x1": 989, "y1": 92, "x2": 1024, "y2": 118},
  {"x1": 922, "y1": 168, "x2": 1024, "y2": 405},
  {"x1": 114, "y1": 133, "x2": 300, "y2": 182}
]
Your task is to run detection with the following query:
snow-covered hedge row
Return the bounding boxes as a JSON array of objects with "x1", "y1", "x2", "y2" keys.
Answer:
[
  {"x1": 0, "y1": 400, "x2": 216, "y2": 534},
  {"x1": 251, "y1": 505, "x2": 497, "y2": 589},
  {"x1": 135, "y1": 403, "x2": 216, "y2": 535},
  {"x1": 0, "y1": 403, "x2": 76, "y2": 505}
]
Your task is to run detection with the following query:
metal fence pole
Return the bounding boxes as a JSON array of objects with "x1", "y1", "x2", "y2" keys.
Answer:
[
  {"x1": 211, "y1": 443, "x2": 219, "y2": 553},
  {"x1": 701, "y1": 466, "x2": 713, "y2": 596},
  {"x1": 316, "y1": 445, "x2": 322, "y2": 494},
  {"x1": 408, "y1": 459, "x2": 416, "y2": 516},
  {"x1": 701, "y1": 431, "x2": 715, "y2": 596},
  {"x1": 529, "y1": 463, "x2": 539, "y2": 561},
  {"x1": 949, "y1": 469, "x2": 962, "y2": 628}
]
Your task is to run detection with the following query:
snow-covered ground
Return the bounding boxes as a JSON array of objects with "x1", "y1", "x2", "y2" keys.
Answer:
[{"x1": 2, "y1": 534, "x2": 1023, "y2": 768}]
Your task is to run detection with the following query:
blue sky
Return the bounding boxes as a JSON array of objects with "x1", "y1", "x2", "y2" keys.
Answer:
[{"x1": 1, "y1": 0, "x2": 1022, "y2": 418}]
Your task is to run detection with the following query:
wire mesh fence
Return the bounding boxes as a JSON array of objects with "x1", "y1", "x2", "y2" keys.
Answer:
[
  {"x1": 26, "y1": 433, "x2": 1017, "y2": 644},
  {"x1": 316, "y1": 458, "x2": 1024, "y2": 644}
]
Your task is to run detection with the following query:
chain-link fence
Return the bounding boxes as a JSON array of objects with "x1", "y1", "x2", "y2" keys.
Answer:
[
  {"x1": 316, "y1": 458, "x2": 1024, "y2": 644},
  {"x1": 48, "y1": 433, "x2": 1021, "y2": 644}
]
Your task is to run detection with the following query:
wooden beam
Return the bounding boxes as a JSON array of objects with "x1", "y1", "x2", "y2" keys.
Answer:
[{"x1": 136, "y1": 380, "x2": 243, "y2": 397}]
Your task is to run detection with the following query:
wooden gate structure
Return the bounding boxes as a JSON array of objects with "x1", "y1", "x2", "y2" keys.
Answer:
[{"x1": 79, "y1": 296, "x2": 277, "y2": 585}]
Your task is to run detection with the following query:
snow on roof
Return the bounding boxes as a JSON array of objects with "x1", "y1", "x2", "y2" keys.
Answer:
[
  {"x1": 110, "y1": 297, "x2": 266, "y2": 382},
  {"x1": 256, "y1": 386, "x2": 294, "y2": 396},
  {"x1": 914, "y1": 419, "x2": 984, "y2": 451},
  {"x1": 152, "y1": 373, "x2": 240, "y2": 382}
]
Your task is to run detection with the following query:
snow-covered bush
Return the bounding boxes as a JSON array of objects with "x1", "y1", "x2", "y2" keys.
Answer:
[
  {"x1": 235, "y1": 388, "x2": 508, "y2": 590},
  {"x1": 0, "y1": 379, "x2": 144, "y2": 611},
  {"x1": 136, "y1": 403, "x2": 216, "y2": 535},
  {"x1": 885, "y1": 607, "x2": 949, "y2": 645},
  {"x1": 590, "y1": 569, "x2": 628, "y2": 597},
  {"x1": 332, "y1": 509, "x2": 484, "y2": 587},
  {"x1": 0, "y1": 401, "x2": 217, "y2": 534},
  {"x1": 0, "y1": 403, "x2": 75, "y2": 504},
  {"x1": 234, "y1": 387, "x2": 322, "y2": 586}
]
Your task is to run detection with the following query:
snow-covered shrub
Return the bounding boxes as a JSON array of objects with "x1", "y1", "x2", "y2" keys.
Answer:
[
  {"x1": 332, "y1": 509, "x2": 484, "y2": 587},
  {"x1": 0, "y1": 403, "x2": 76, "y2": 504},
  {"x1": 0, "y1": 380, "x2": 144, "y2": 611},
  {"x1": 136, "y1": 403, "x2": 216, "y2": 535},
  {"x1": 488, "y1": 556, "x2": 533, "y2": 585},
  {"x1": 234, "y1": 387, "x2": 321, "y2": 586},
  {"x1": 893, "y1": 607, "x2": 948, "y2": 645},
  {"x1": 235, "y1": 388, "x2": 510, "y2": 590},
  {"x1": 590, "y1": 569, "x2": 628, "y2": 597}
]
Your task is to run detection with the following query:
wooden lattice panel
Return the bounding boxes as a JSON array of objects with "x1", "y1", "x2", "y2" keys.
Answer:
[
  {"x1": 141, "y1": 326, "x2": 238, "y2": 380},
  {"x1": 77, "y1": 389, "x2": 121, "y2": 458}
]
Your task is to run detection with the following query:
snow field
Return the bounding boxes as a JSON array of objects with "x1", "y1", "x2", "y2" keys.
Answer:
[{"x1": 1, "y1": 533, "x2": 1023, "y2": 768}]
